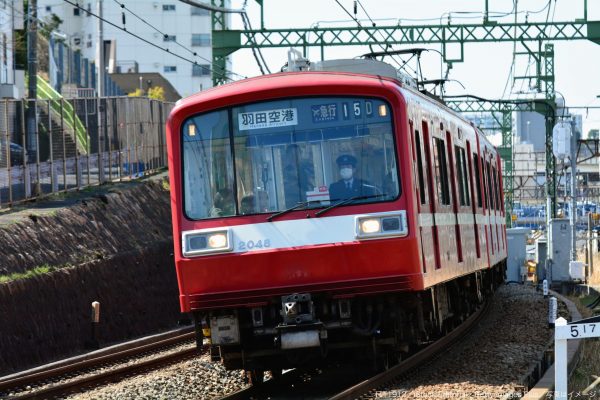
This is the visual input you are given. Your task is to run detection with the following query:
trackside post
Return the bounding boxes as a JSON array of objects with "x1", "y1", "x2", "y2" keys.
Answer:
[{"x1": 554, "y1": 315, "x2": 600, "y2": 400}]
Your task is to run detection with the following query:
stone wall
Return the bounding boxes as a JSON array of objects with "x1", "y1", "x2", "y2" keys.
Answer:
[
  {"x1": 0, "y1": 180, "x2": 173, "y2": 275},
  {"x1": 0, "y1": 179, "x2": 182, "y2": 374}
]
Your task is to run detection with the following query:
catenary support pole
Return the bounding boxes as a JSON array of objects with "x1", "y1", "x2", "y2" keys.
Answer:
[{"x1": 571, "y1": 118, "x2": 577, "y2": 262}]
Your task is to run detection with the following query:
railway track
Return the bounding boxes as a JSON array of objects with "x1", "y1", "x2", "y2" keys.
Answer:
[
  {"x1": 330, "y1": 298, "x2": 491, "y2": 400},
  {"x1": 216, "y1": 298, "x2": 491, "y2": 400},
  {"x1": 0, "y1": 328, "x2": 202, "y2": 399}
]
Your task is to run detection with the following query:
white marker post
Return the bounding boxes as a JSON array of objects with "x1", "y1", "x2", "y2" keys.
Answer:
[{"x1": 555, "y1": 315, "x2": 600, "y2": 400}]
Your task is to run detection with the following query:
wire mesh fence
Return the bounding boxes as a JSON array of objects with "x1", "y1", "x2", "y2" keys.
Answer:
[{"x1": 0, "y1": 97, "x2": 173, "y2": 207}]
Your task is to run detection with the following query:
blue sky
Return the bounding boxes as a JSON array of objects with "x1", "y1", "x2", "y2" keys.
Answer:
[{"x1": 228, "y1": 0, "x2": 600, "y2": 136}]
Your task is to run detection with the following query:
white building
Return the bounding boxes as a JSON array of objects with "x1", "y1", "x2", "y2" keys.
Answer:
[
  {"x1": 0, "y1": 0, "x2": 24, "y2": 98},
  {"x1": 37, "y1": 0, "x2": 227, "y2": 98}
]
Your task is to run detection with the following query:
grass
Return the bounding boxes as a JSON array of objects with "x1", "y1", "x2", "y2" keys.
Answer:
[
  {"x1": 0, "y1": 264, "x2": 59, "y2": 284},
  {"x1": 568, "y1": 293, "x2": 600, "y2": 394},
  {"x1": 160, "y1": 178, "x2": 170, "y2": 191}
]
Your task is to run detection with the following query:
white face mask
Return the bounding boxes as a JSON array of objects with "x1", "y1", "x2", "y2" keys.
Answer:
[{"x1": 340, "y1": 167, "x2": 353, "y2": 180}]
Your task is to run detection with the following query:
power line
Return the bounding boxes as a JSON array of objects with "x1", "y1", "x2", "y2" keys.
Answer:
[
  {"x1": 241, "y1": 0, "x2": 270, "y2": 74},
  {"x1": 356, "y1": 0, "x2": 422, "y2": 78},
  {"x1": 332, "y1": 0, "x2": 406, "y2": 72},
  {"x1": 178, "y1": 0, "x2": 271, "y2": 76},
  {"x1": 111, "y1": 0, "x2": 200, "y2": 61},
  {"x1": 500, "y1": 0, "x2": 519, "y2": 100},
  {"x1": 61, "y1": 0, "x2": 246, "y2": 81}
]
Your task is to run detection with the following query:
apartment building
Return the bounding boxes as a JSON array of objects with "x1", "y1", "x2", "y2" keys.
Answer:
[{"x1": 37, "y1": 0, "x2": 229, "y2": 98}]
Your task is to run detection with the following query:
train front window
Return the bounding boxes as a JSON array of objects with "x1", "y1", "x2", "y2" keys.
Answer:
[{"x1": 182, "y1": 97, "x2": 400, "y2": 220}]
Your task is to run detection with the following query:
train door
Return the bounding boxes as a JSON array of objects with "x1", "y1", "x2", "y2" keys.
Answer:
[
  {"x1": 422, "y1": 120, "x2": 441, "y2": 270},
  {"x1": 466, "y1": 140, "x2": 482, "y2": 260},
  {"x1": 496, "y1": 156, "x2": 507, "y2": 253},
  {"x1": 491, "y1": 156, "x2": 501, "y2": 254},
  {"x1": 432, "y1": 123, "x2": 452, "y2": 267},
  {"x1": 412, "y1": 120, "x2": 433, "y2": 273},
  {"x1": 454, "y1": 134, "x2": 472, "y2": 264},
  {"x1": 446, "y1": 130, "x2": 463, "y2": 263},
  {"x1": 484, "y1": 152, "x2": 496, "y2": 258}
]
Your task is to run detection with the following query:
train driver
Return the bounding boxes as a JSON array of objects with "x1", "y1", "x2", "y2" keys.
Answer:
[{"x1": 328, "y1": 154, "x2": 378, "y2": 201}]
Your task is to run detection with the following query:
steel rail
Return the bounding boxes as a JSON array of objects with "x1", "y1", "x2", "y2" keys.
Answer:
[
  {"x1": 216, "y1": 369, "x2": 303, "y2": 400},
  {"x1": 11, "y1": 347, "x2": 201, "y2": 400},
  {"x1": 0, "y1": 330, "x2": 197, "y2": 396},
  {"x1": 329, "y1": 299, "x2": 492, "y2": 400},
  {"x1": 216, "y1": 298, "x2": 491, "y2": 400}
]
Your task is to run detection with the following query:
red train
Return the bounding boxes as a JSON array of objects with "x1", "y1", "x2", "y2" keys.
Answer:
[{"x1": 166, "y1": 63, "x2": 507, "y2": 380}]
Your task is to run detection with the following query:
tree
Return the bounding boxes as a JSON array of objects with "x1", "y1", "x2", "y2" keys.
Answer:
[
  {"x1": 148, "y1": 86, "x2": 165, "y2": 101},
  {"x1": 128, "y1": 88, "x2": 144, "y2": 97},
  {"x1": 39, "y1": 14, "x2": 64, "y2": 40},
  {"x1": 128, "y1": 86, "x2": 166, "y2": 101}
]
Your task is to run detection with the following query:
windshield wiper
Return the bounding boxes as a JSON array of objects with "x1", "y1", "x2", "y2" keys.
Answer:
[
  {"x1": 315, "y1": 194, "x2": 388, "y2": 218},
  {"x1": 267, "y1": 200, "x2": 319, "y2": 222}
]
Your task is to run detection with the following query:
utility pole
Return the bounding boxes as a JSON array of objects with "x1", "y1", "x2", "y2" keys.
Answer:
[
  {"x1": 26, "y1": 0, "x2": 38, "y2": 161},
  {"x1": 96, "y1": 0, "x2": 104, "y2": 97},
  {"x1": 96, "y1": 0, "x2": 105, "y2": 182}
]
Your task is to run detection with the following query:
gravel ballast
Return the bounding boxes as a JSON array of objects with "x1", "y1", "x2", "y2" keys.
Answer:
[
  {"x1": 66, "y1": 351, "x2": 247, "y2": 400},
  {"x1": 371, "y1": 284, "x2": 556, "y2": 400},
  {"x1": 60, "y1": 284, "x2": 554, "y2": 400}
]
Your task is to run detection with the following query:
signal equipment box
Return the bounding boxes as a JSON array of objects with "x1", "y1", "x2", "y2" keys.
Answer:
[
  {"x1": 536, "y1": 238, "x2": 548, "y2": 282},
  {"x1": 506, "y1": 228, "x2": 530, "y2": 283},
  {"x1": 548, "y1": 218, "x2": 571, "y2": 282}
]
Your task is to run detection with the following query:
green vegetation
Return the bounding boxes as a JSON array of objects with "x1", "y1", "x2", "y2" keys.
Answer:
[
  {"x1": 568, "y1": 294, "x2": 600, "y2": 394},
  {"x1": 128, "y1": 86, "x2": 166, "y2": 101},
  {"x1": 0, "y1": 264, "x2": 59, "y2": 284},
  {"x1": 36, "y1": 76, "x2": 90, "y2": 153},
  {"x1": 161, "y1": 178, "x2": 170, "y2": 191}
]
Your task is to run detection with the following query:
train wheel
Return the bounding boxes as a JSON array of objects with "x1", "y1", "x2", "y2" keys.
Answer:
[{"x1": 246, "y1": 369, "x2": 264, "y2": 385}]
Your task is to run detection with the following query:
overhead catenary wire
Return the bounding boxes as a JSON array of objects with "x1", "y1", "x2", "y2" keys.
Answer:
[
  {"x1": 61, "y1": 0, "x2": 247, "y2": 82},
  {"x1": 178, "y1": 0, "x2": 245, "y2": 14},
  {"x1": 332, "y1": 0, "x2": 408, "y2": 74},
  {"x1": 500, "y1": 0, "x2": 519, "y2": 100},
  {"x1": 241, "y1": 0, "x2": 270, "y2": 74},
  {"x1": 111, "y1": 0, "x2": 203, "y2": 61},
  {"x1": 355, "y1": 0, "x2": 405, "y2": 70},
  {"x1": 179, "y1": 0, "x2": 271, "y2": 75}
]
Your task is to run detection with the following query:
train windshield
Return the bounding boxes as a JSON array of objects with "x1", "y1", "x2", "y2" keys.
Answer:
[{"x1": 182, "y1": 97, "x2": 400, "y2": 220}]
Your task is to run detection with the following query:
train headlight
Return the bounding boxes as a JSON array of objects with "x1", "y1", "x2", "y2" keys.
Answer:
[
  {"x1": 355, "y1": 212, "x2": 408, "y2": 240},
  {"x1": 182, "y1": 229, "x2": 232, "y2": 256},
  {"x1": 359, "y1": 218, "x2": 381, "y2": 234},
  {"x1": 208, "y1": 233, "x2": 228, "y2": 249}
]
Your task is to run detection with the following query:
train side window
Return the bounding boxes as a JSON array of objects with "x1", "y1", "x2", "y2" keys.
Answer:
[
  {"x1": 415, "y1": 130, "x2": 427, "y2": 205},
  {"x1": 493, "y1": 165, "x2": 500, "y2": 211},
  {"x1": 473, "y1": 153, "x2": 482, "y2": 208},
  {"x1": 454, "y1": 146, "x2": 470, "y2": 207},
  {"x1": 496, "y1": 166, "x2": 504, "y2": 212},
  {"x1": 433, "y1": 137, "x2": 450, "y2": 206},
  {"x1": 486, "y1": 160, "x2": 495, "y2": 211},
  {"x1": 480, "y1": 156, "x2": 488, "y2": 210},
  {"x1": 461, "y1": 148, "x2": 471, "y2": 206}
]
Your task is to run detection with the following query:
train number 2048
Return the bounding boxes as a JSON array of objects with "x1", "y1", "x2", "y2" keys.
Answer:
[{"x1": 238, "y1": 239, "x2": 271, "y2": 250}]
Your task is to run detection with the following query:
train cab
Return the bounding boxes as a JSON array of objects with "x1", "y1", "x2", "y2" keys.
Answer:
[{"x1": 166, "y1": 69, "x2": 506, "y2": 376}]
